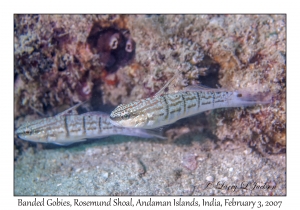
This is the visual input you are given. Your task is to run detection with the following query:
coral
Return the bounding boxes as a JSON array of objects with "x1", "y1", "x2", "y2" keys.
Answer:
[
  {"x1": 14, "y1": 15, "x2": 135, "y2": 119},
  {"x1": 195, "y1": 15, "x2": 286, "y2": 154}
]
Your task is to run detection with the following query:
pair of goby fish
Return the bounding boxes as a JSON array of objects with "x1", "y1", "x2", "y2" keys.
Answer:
[{"x1": 15, "y1": 74, "x2": 270, "y2": 145}]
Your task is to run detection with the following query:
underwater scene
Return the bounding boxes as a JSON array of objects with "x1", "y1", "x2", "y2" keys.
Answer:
[{"x1": 14, "y1": 14, "x2": 286, "y2": 195}]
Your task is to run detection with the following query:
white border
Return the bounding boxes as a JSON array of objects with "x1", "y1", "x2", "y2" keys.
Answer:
[{"x1": 2, "y1": 0, "x2": 295, "y2": 209}]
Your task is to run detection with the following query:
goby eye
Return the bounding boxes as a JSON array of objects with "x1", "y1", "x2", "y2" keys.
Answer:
[
  {"x1": 122, "y1": 113, "x2": 130, "y2": 120},
  {"x1": 24, "y1": 129, "x2": 31, "y2": 135}
]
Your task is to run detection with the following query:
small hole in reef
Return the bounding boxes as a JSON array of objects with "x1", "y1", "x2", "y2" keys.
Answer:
[
  {"x1": 198, "y1": 55, "x2": 221, "y2": 88},
  {"x1": 86, "y1": 24, "x2": 136, "y2": 73},
  {"x1": 237, "y1": 93, "x2": 242, "y2": 97}
]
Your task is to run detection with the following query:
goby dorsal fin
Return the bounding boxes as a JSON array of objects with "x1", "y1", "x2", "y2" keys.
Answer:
[
  {"x1": 56, "y1": 101, "x2": 86, "y2": 116},
  {"x1": 154, "y1": 71, "x2": 186, "y2": 97}
]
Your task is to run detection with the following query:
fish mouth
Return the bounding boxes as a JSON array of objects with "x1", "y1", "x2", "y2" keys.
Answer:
[
  {"x1": 15, "y1": 133, "x2": 26, "y2": 141},
  {"x1": 14, "y1": 126, "x2": 31, "y2": 141}
]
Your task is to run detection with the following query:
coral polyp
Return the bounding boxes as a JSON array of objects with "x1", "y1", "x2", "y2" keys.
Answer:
[
  {"x1": 125, "y1": 38, "x2": 135, "y2": 52},
  {"x1": 109, "y1": 33, "x2": 119, "y2": 49}
]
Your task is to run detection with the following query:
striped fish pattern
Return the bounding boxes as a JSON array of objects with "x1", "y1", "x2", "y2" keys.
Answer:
[
  {"x1": 15, "y1": 112, "x2": 164, "y2": 145},
  {"x1": 110, "y1": 87, "x2": 269, "y2": 129}
]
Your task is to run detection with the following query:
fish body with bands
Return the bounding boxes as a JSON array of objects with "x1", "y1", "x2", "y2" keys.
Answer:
[
  {"x1": 16, "y1": 112, "x2": 163, "y2": 145},
  {"x1": 110, "y1": 89, "x2": 269, "y2": 129}
]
